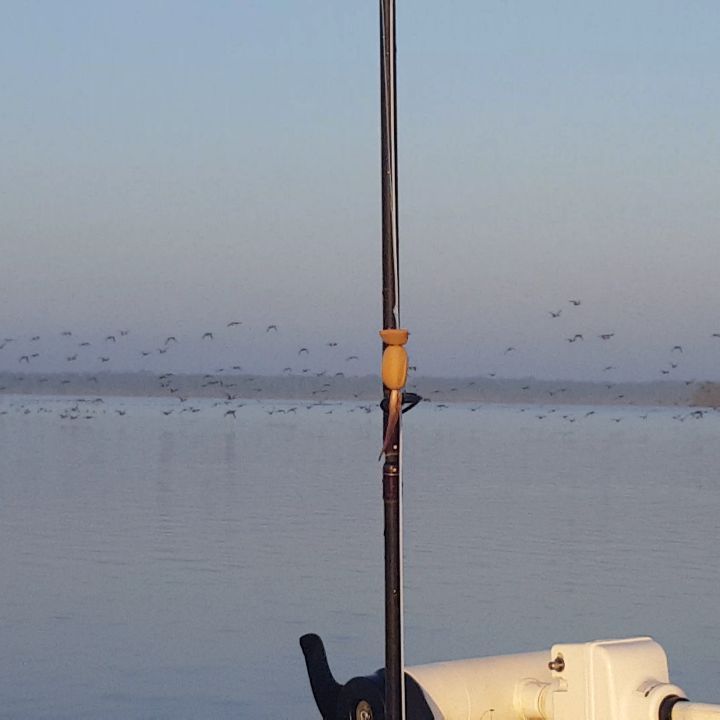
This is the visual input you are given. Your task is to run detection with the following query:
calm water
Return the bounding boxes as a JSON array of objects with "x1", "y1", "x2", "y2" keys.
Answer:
[{"x1": 1, "y1": 396, "x2": 719, "y2": 718}]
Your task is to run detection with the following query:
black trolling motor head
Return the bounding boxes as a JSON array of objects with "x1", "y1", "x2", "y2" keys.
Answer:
[{"x1": 299, "y1": 634, "x2": 433, "y2": 720}]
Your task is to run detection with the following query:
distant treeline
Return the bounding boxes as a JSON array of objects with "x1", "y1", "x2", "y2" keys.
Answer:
[{"x1": 1, "y1": 371, "x2": 716, "y2": 407}]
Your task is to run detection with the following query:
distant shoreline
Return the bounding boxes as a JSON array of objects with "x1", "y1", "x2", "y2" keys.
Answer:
[{"x1": 1, "y1": 372, "x2": 718, "y2": 407}]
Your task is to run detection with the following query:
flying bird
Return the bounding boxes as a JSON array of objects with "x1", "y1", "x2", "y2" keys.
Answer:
[
  {"x1": 599, "y1": 333, "x2": 614, "y2": 340},
  {"x1": 202, "y1": 332, "x2": 213, "y2": 340},
  {"x1": 165, "y1": 336, "x2": 178, "y2": 345},
  {"x1": 105, "y1": 335, "x2": 116, "y2": 343},
  {"x1": 672, "y1": 345, "x2": 683, "y2": 353},
  {"x1": 549, "y1": 310, "x2": 562, "y2": 318},
  {"x1": 227, "y1": 321, "x2": 242, "y2": 327},
  {"x1": 266, "y1": 325, "x2": 278, "y2": 333},
  {"x1": 346, "y1": 355, "x2": 359, "y2": 361},
  {"x1": 298, "y1": 347, "x2": 309, "y2": 355},
  {"x1": 569, "y1": 299, "x2": 582, "y2": 306}
]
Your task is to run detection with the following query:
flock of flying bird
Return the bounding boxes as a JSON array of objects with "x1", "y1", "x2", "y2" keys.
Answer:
[
  {"x1": 0, "y1": 321, "x2": 366, "y2": 371},
  {"x1": 1, "y1": 300, "x2": 719, "y2": 422}
]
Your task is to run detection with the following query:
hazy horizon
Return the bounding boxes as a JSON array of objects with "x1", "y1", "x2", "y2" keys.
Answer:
[{"x1": 3, "y1": 2, "x2": 720, "y2": 381}]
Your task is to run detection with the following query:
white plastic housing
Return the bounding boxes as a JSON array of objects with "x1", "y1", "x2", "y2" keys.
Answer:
[
  {"x1": 549, "y1": 637, "x2": 686, "y2": 720},
  {"x1": 406, "y1": 650, "x2": 549, "y2": 720},
  {"x1": 403, "y1": 637, "x2": 720, "y2": 720}
]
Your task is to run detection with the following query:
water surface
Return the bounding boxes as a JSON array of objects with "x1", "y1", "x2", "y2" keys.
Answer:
[{"x1": 1, "y1": 396, "x2": 718, "y2": 718}]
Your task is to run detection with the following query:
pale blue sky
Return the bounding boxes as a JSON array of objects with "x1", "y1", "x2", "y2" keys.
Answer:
[{"x1": 1, "y1": 2, "x2": 720, "y2": 380}]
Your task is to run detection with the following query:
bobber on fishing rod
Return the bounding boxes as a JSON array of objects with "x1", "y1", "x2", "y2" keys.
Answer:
[{"x1": 379, "y1": 328, "x2": 409, "y2": 459}]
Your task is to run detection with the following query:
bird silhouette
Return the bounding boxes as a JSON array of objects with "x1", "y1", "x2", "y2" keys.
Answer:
[
  {"x1": 569, "y1": 299, "x2": 582, "y2": 306},
  {"x1": 266, "y1": 325, "x2": 278, "y2": 333},
  {"x1": 672, "y1": 345, "x2": 683, "y2": 353},
  {"x1": 549, "y1": 310, "x2": 562, "y2": 318},
  {"x1": 105, "y1": 335, "x2": 116, "y2": 343},
  {"x1": 227, "y1": 321, "x2": 242, "y2": 327},
  {"x1": 599, "y1": 333, "x2": 614, "y2": 340},
  {"x1": 202, "y1": 332, "x2": 213, "y2": 340},
  {"x1": 298, "y1": 348, "x2": 309, "y2": 355},
  {"x1": 165, "y1": 336, "x2": 178, "y2": 345}
]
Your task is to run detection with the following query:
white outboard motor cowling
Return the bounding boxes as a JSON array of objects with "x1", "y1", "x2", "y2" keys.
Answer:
[{"x1": 301, "y1": 634, "x2": 720, "y2": 720}]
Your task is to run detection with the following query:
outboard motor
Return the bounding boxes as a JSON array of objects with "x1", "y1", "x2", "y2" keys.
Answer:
[{"x1": 301, "y1": 634, "x2": 720, "y2": 720}]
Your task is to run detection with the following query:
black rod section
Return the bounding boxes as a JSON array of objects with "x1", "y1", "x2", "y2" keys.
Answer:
[{"x1": 379, "y1": 2, "x2": 404, "y2": 720}]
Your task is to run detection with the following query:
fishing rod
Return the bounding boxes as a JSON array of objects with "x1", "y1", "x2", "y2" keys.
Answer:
[
  {"x1": 378, "y1": 1, "x2": 408, "y2": 719},
  {"x1": 300, "y1": 3, "x2": 420, "y2": 718}
]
